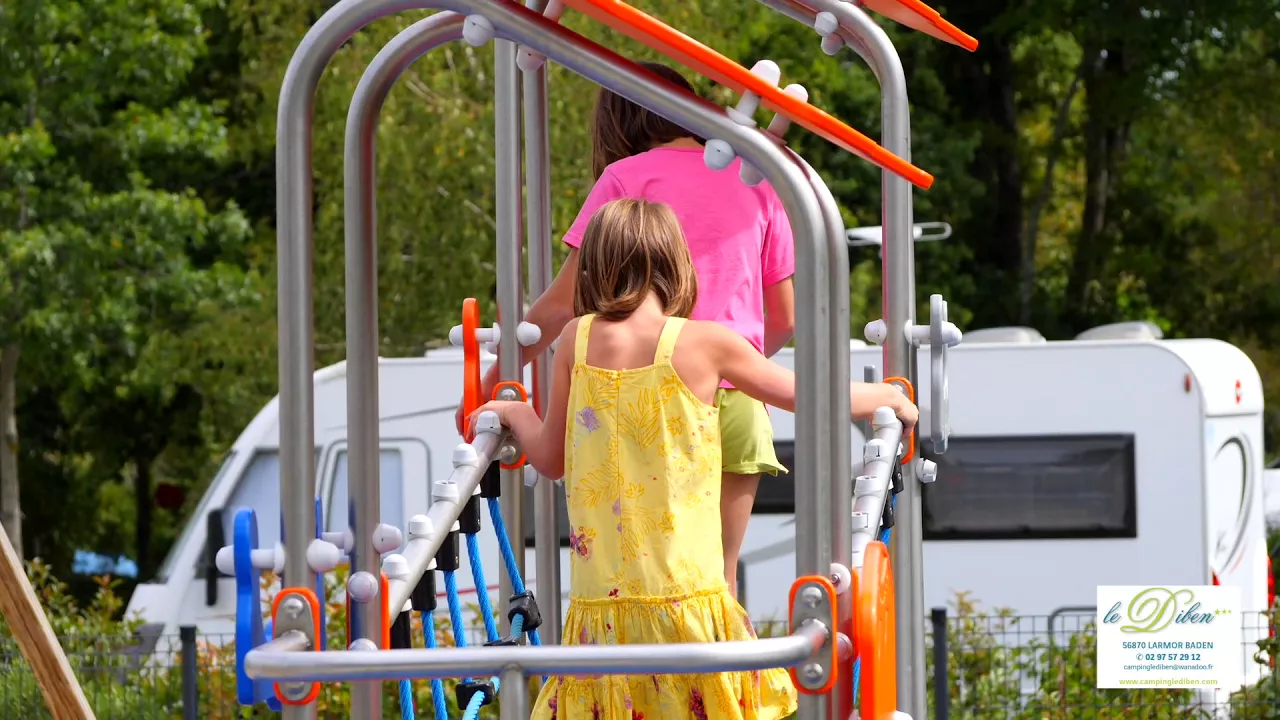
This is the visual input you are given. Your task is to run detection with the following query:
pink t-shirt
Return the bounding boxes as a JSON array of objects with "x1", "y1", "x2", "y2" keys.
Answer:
[{"x1": 563, "y1": 146, "x2": 795, "y2": 360}]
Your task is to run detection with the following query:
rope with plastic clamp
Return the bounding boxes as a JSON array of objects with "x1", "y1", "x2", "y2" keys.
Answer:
[{"x1": 487, "y1": 497, "x2": 542, "y2": 647}]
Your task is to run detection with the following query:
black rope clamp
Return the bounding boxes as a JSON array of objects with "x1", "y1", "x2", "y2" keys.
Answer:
[
  {"x1": 410, "y1": 570, "x2": 437, "y2": 612},
  {"x1": 390, "y1": 612, "x2": 414, "y2": 650},
  {"x1": 880, "y1": 497, "x2": 896, "y2": 530},
  {"x1": 484, "y1": 637, "x2": 520, "y2": 647},
  {"x1": 507, "y1": 591, "x2": 543, "y2": 633},
  {"x1": 434, "y1": 530, "x2": 460, "y2": 573},
  {"x1": 890, "y1": 465, "x2": 904, "y2": 495},
  {"x1": 459, "y1": 495, "x2": 483, "y2": 535},
  {"x1": 480, "y1": 461, "x2": 502, "y2": 499},
  {"x1": 456, "y1": 679, "x2": 497, "y2": 710}
]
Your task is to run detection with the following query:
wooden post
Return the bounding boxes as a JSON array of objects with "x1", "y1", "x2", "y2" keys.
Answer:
[{"x1": 0, "y1": 528, "x2": 95, "y2": 720}]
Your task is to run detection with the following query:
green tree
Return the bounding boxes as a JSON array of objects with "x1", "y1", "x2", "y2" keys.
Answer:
[{"x1": 0, "y1": 0, "x2": 254, "y2": 564}]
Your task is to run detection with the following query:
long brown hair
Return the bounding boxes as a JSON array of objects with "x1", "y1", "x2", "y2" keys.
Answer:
[
  {"x1": 590, "y1": 62, "x2": 705, "y2": 179},
  {"x1": 574, "y1": 198, "x2": 698, "y2": 320}
]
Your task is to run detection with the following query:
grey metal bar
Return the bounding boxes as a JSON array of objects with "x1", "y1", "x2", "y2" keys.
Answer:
[
  {"x1": 499, "y1": 666, "x2": 530, "y2": 720},
  {"x1": 752, "y1": 0, "x2": 927, "y2": 712},
  {"x1": 261, "y1": 630, "x2": 314, "y2": 655},
  {"x1": 281, "y1": 3, "x2": 828, "y2": 716},
  {"x1": 1047, "y1": 605, "x2": 1097, "y2": 646},
  {"x1": 850, "y1": 411, "x2": 903, "y2": 570},
  {"x1": 246, "y1": 622, "x2": 828, "y2": 682},
  {"x1": 494, "y1": 32, "x2": 527, "y2": 637},
  {"x1": 385, "y1": 427, "x2": 502, "y2": 619},
  {"x1": 522, "y1": 0, "x2": 563, "y2": 648},
  {"x1": 931, "y1": 607, "x2": 949, "y2": 720},
  {"x1": 344, "y1": 16, "x2": 465, "y2": 717}
]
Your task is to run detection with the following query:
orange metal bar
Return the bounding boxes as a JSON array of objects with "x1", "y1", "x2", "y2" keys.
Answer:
[
  {"x1": 559, "y1": 0, "x2": 935, "y2": 189},
  {"x1": 860, "y1": 0, "x2": 978, "y2": 51}
]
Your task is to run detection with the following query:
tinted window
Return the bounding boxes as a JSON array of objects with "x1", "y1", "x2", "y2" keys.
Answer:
[
  {"x1": 325, "y1": 449, "x2": 407, "y2": 538},
  {"x1": 754, "y1": 441, "x2": 797, "y2": 514},
  {"x1": 922, "y1": 434, "x2": 1137, "y2": 540}
]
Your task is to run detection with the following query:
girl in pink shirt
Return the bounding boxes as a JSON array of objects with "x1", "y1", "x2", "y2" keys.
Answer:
[{"x1": 461, "y1": 62, "x2": 796, "y2": 595}]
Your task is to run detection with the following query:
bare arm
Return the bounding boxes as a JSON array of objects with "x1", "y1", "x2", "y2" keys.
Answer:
[
  {"x1": 473, "y1": 321, "x2": 574, "y2": 478},
  {"x1": 707, "y1": 323, "x2": 917, "y2": 428},
  {"x1": 479, "y1": 248, "x2": 579, "y2": 398},
  {"x1": 762, "y1": 277, "x2": 795, "y2": 358}
]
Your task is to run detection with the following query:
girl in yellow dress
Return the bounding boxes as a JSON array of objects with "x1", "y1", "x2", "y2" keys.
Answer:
[{"x1": 472, "y1": 198, "x2": 918, "y2": 720}]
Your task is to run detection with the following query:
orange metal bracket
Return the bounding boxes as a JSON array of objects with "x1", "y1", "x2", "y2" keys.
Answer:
[
  {"x1": 787, "y1": 574, "x2": 839, "y2": 694},
  {"x1": 559, "y1": 0, "x2": 934, "y2": 190},
  {"x1": 881, "y1": 376, "x2": 915, "y2": 463},
  {"x1": 861, "y1": 0, "x2": 978, "y2": 51},
  {"x1": 856, "y1": 541, "x2": 898, "y2": 720},
  {"x1": 461, "y1": 298, "x2": 482, "y2": 442},
  {"x1": 272, "y1": 588, "x2": 322, "y2": 706},
  {"x1": 492, "y1": 381, "x2": 530, "y2": 469}
]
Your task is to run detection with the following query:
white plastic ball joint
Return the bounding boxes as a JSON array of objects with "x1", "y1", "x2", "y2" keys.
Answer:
[
  {"x1": 516, "y1": 321, "x2": 541, "y2": 347},
  {"x1": 322, "y1": 529, "x2": 355, "y2": 553},
  {"x1": 472, "y1": 410, "x2": 503, "y2": 435},
  {"x1": 517, "y1": 47, "x2": 547, "y2": 74},
  {"x1": 452, "y1": 442, "x2": 480, "y2": 469},
  {"x1": 371, "y1": 523, "x2": 404, "y2": 554},
  {"x1": 871, "y1": 406, "x2": 898, "y2": 430},
  {"x1": 864, "y1": 319, "x2": 889, "y2": 345},
  {"x1": 381, "y1": 553, "x2": 410, "y2": 581},
  {"x1": 433, "y1": 479, "x2": 460, "y2": 505},
  {"x1": 219, "y1": 543, "x2": 285, "y2": 575},
  {"x1": 306, "y1": 538, "x2": 342, "y2": 573},
  {"x1": 408, "y1": 514, "x2": 434, "y2": 539},
  {"x1": 215, "y1": 546, "x2": 236, "y2": 576},
  {"x1": 916, "y1": 458, "x2": 939, "y2": 484},
  {"x1": 813, "y1": 12, "x2": 845, "y2": 55},
  {"x1": 349, "y1": 638, "x2": 379, "y2": 652},
  {"x1": 346, "y1": 571, "x2": 380, "y2": 603},
  {"x1": 462, "y1": 15, "x2": 496, "y2": 48},
  {"x1": 740, "y1": 83, "x2": 809, "y2": 187},
  {"x1": 836, "y1": 632, "x2": 854, "y2": 662},
  {"x1": 448, "y1": 323, "x2": 500, "y2": 347},
  {"x1": 829, "y1": 563, "x2": 853, "y2": 595},
  {"x1": 863, "y1": 438, "x2": 891, "y2": 465},
  {"x1": 703, "y1": 139, "x2": 737, "y2": 172},
  {"x1": 523, "y1": 465, "x2": 540, "y2": 487}
]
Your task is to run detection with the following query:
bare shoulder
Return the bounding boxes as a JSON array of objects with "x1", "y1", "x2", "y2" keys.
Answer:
[{"x1": 556, "y1": 317, "x2": 580, "y2": 355}]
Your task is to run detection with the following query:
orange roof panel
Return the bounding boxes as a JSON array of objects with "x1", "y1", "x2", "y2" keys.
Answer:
[
  {"x1": 560, "y1": 0, "x2": 935, "y2": 189},
  {"x1": 861, "y1": 0, "x2": 978, "y2": 51}
]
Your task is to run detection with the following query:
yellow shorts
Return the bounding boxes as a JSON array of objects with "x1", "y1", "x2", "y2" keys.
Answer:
[{"x1": 716, "y1": 389, "x2": 788, "y2": 477}]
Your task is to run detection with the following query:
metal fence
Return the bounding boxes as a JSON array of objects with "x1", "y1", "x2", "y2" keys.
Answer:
[{"x1": 1, "y1": 612, "x2": 1274, "y2": 718}]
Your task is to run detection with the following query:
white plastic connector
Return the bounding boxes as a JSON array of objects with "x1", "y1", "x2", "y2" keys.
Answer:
[
  {"x1": 871, "y1": 406, "x2": 898, "y2": 430},
  {"x1": 814, "y1": 11, "x2": 839, "y2": 37},
  {"x1": 851, "y1": 511, "x2": 871, "y2": 531},
  {"x1": 462, "y1": 14, "x2": 495, "y2": 47},
  {"x1": 408, "y1": 514, "x2": 433, "y2": 539},
  {"x1": 544, "y1": 0, "x2": 566, "y2": 21},
  {"x1": 472, "y1": 410, "x2": 502, "y2": 435},
  {"x1": 517, "y1": 47, "x2": 546, "y2": 73},
  {"x1": 306, "y1": 538, "x2": 342, "y2": 573},
  {"x1": 371, "y1": 523, "x2": 404, "y2": 554},
  {"x1": 741, "y1": 83, "x2": 810, "y2": 187},
  {"x1": 322, "y1": 529, "x2": 355, "y2": 552},
  {"x1": 916, "y1": 458, "x2": 938, "y2": 484},
  {"x1": 703, "y1": 138, "x2": 737, "y2": 171},
  {"x1": 516, "y1": 322, "x2": 542, "y2": 347},
  {"x1": 829, "y1": 563, "x2": 853, "y2": 595},
  {"x1": 448, "y1": 323, "x2": 500, "y2": 347},
  {"x1": 863, "y1": 438, "x2": 891, "y2": 465},
  {"x1": 854, "y1": 473, "x2": 887, "y2": 495},
  {"x1": 836, "y1": 632, "x2": 854, "y2": 662},
  {"x1": 349, "y1": 638, "x2": 379, "y2": 652},
  {"x1": 347, "y1": 571, "x2": 379, "y2": 603},
  {"x1": 433, "y1": 480, "x2": 460, "y2": 505},
  {"x1": 864, "y1": 318, "x2": 888, "y2": 345},
  {"x1": 452, "y1": 442, "x2": 480, "y2": 469},
  {"x1": 215, "y1": 546, "x2": 236, "y2": 576},
  {"x1": 821, "y1": 33, "x2": 845, "y2": 56},
  {"x1": 524, "y1": 466, "x2": 540, "y2": 487},
  {"x1": 893, "y1": 713, "x2": 914, "y2": 720},
  {"x1": 381, "y1": 553, "x2": 410, "y2": 580}
]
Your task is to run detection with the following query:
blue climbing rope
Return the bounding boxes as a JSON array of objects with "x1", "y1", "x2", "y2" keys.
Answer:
[
  {"x1": 422, "y1": 612, "x2": 448, "y2": 720},
  {"x1": 486, "y1": 497, "x2": 542, "y2": 646},
  {"x1": 853, "y1": 495, "x2": 898, "y2": 707},
  {"x1": 444, "y1": 570, "x2": 472, "y2": 683},
  {"x1": 465, "y1": 531, "x2": 502, "y2": 644},
  {"x1": 398, "y1": 677, "x2": 416, "y2": 720}
]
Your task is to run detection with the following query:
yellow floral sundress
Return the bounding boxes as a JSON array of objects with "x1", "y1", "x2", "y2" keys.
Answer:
[{"x1": 531, "y1": 314, "x2": 797, "y2": 720}]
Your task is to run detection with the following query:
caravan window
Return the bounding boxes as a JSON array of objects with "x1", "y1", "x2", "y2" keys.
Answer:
[
  {"x1": 325, "y1": 449, "x2": 406, "y2": 534},
  {"x1": 922, "y1": 434, "x2": 1137, "y2": 540},
  {"x1": 157, "y1": 452, "x2": 235, "y2": 583}
]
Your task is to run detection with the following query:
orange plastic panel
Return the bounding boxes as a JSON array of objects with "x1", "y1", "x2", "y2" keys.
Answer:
[
  {"x1": 881, "y1": 376, "x2": 915, "y2": 462},
  {"x1": 559, "y1": 0, "x2": 934, "y2": 190},
  {"x1": 787, "y1": 574, "x2": 839, "y2": 694},
  {"x1": 493, "y1": 381, "x2": 530, "y2": 469},
  {"x1": 461, "y1": 298, "x2": 482, "y2": 442},
  {"x1": 272, "y1": 588, "x2": 322, "y2": 706},
  {"x1": 862, "y1": 0, "x2": 978, "y2": 51},
  {"x1": 856, "y1": 542, "x2": 897, "y2": 720}
]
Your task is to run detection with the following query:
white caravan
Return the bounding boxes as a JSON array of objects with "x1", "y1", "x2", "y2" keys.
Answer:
[{"x1": 127, "y1": 322, "x2": 1274, "y2": 688}]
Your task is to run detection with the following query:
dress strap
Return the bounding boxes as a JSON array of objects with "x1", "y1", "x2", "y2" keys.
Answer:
[
  {"x1": 653, "y1": 317, "x2": 687, "y2": 365},
  {"x1": 574, "y1": 314, "x2": 595, "y2": 365}
]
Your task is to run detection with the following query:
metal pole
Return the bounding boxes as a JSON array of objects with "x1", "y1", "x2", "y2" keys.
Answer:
[
  {"x1": 794, "y1": 155, "x2": 851, "y2": 719},
  {"x1": 180, "y1": 626, "x2": 198, "y2": 720},
  {"x1": 277, "y1": 3, "x2": 828, "y2": 713},
  {"x1": 494, "y1": 32, "x2": 526, "y2": 638},
  {"x1": 499, "y1": 666, "x2": 530, "y2": 719},
  {"x1": 931, "y1": 607, "x2": 949, "y2": 720},
  {"x1": 522, "y1": 0, "x2": 563, "y2": 648},
  {"x1": 246, "y1": 622, "x2": 829, "y2": 681}
]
